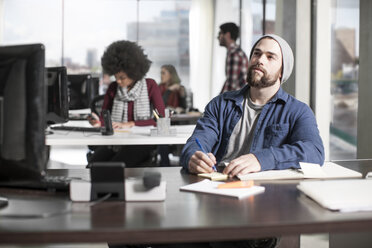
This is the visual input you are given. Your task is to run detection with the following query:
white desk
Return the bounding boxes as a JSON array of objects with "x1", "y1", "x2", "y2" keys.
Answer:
[{"x1": 46, "y1": 122, "x2": 195, "y2": 146}]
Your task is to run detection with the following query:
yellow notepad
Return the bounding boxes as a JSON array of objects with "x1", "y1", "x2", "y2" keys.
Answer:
[{"x1": 198, "y1": 172, "x2": 228, "y2": 181}]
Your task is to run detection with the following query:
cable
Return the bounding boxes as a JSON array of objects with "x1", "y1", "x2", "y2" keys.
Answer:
[{"x1": 0, "y1": 193, "x2": 112, "y2": 219}]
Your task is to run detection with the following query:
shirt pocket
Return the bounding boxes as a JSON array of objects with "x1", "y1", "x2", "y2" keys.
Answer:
[{"x1": 263, "y1": 123, "x2": 290, "y2": 148}]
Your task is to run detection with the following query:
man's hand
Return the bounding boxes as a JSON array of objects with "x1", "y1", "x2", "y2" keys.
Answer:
[
  {"x1": 188, "y1": 151, "x2": 217, "y2": 174},
  {"x1": 223, "y1": 154, "x2": 261, "y2": 177}
]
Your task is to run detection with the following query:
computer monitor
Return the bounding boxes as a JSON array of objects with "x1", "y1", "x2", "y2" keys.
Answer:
[
  {"x1": 67, "y1": 74, "x2": 99, "y2": 110},
  {"x1": 0, "y1": 43, "x2": 48, "y2": 181},
  {"x1": 46, "y1": 66, "x2": 69, "y2": 124}
]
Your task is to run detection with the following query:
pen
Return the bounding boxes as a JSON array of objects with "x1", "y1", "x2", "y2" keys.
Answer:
[
  {"x1": 195, "y1": 138, "x2": 217, "y2": 172},
  {"x1": 154, "y1": 108, "x2": 163, "y2": 118},
  {"x1": 153, "y1": 110, "x2": 160, "y2": 119}
]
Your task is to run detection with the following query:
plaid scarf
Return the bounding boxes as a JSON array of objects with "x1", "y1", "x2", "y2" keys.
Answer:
[{"x1": 111, "y1": 79, "x2": 151, "y2": 123}]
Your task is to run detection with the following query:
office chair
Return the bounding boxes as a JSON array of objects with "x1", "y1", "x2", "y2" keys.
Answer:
[{"x1": 90, "y1": 94, "x2": 105, "y2": 116}]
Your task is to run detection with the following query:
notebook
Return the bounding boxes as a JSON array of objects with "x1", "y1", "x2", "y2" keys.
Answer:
[
  {"x1": 198, "y1": 172, "x2": 228, "y2": 181},
  {"x1": 180, "y1": 179, "x2": 265, "y2": 199},
  {"x1": 238, "y1": 162, "x2": 362, "y2": 181},
  {"x1": 297, "y1": 179, "x2": 372, "y2": 212}
]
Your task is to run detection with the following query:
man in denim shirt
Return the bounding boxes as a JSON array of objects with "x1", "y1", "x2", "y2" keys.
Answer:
[{"x1": 181, "y1": 34, "x2": 324, "y2": 177}]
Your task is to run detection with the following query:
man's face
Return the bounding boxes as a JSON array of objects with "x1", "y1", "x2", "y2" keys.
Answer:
[
  {"x1": 247, "y1": 38, "x2": 283, "y2": 89},
  {"x1": 217, "y1": 30, "x2": 227, "y2": 47}
]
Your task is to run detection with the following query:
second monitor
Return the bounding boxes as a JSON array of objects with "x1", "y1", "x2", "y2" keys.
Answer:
[
  {"x1": 68, "y1": 74, "x2": 99, "y2": 110},
  {"x1": 46, "y1": 66, "x2": 69, "y2": 125}
]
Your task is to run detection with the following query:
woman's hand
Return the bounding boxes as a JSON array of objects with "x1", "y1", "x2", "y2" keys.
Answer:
[
  {"x1": 87, "y1": 113, "x2": 101, "y2": 127},
  {"x1": 112, "y1": 121, "x2": 135, "y2": 129},
  {"x1": 168, "y1": 84, "x2": 181, "y2": 91}
]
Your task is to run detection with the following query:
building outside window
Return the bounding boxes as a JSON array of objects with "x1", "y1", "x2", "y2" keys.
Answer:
[
  {"x1": 136, "y1": 0, "x2": 191, "y2": 87},
  {"x1": 0, "y1": 0, "x2": 62, "y2": 67},
  {"x1": 330, "y1": 0, "x2": 359, "y2": 159},
  {"x1": 0, "y1": 0, "x2": 191, "y2": 89}
]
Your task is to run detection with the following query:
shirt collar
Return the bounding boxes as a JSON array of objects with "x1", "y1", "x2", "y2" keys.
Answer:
[
  {"x1": 223, "y1": 85, "x2": 288, "y2": 106},
  {"x1": 227, "y1": 42, "x2": 238, "y2": 51},
  {"x1": 268, "y1": 87, "x2": 288, "y2": 103}
]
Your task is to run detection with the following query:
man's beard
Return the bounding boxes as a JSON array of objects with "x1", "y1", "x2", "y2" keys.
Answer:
[{"x1": 247, "y1": 65, "x2": 281, "y2": 89}]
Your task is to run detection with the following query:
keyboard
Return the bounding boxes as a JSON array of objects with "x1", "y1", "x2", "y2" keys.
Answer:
[
  {"x1": 0, "y1": 175, "x2": 72, "y2": 191},
  {"x1": 51, "y1": 126, "x2": 102, "y2": 133}
]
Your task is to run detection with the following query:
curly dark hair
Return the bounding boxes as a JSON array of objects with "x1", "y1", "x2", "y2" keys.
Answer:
[{"x1": 101, "y1": 40, "x2": 152, "y2": 82}]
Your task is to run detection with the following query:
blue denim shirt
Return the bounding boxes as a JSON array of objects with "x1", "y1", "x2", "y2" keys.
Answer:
[{"x1": 180, "y1": 85, "x2": 325, "y2": 171}]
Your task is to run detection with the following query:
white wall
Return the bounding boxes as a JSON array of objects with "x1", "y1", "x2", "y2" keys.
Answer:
[
  {"x1": 189, "y1": 0, "x2": 214, "y2": 111},
  {"x1": 314, "y1": 0, "x2": 332, "y2": 161},
  {"x1": 295, "y1": 0, "x2": 311, "y2": 105}
]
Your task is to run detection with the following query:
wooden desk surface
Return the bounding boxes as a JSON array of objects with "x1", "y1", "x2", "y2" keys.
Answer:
[{"x1": 0, "y1": 161, "x2": 372, "y2": 245}]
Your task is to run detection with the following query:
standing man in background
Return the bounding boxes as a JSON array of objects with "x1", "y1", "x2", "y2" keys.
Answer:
[{"x1": 218, "y1": 22, "x2": 249, "y2": 94}]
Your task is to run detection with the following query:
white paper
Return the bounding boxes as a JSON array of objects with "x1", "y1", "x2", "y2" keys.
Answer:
[
  {"x1": 180, "y1": 179, "x2": 265, "y2": 199},
  {"x1": 238, "y1": 161, "x2": 362, "y2": 181},
  {"x1": 52, "y1": 120, "x2": 92, "y2": 128},
  {"x1": 300, "y1": 162, "x2": 327, "y2": 178}
]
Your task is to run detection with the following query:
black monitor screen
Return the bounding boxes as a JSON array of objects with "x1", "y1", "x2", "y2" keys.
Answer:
[
  {"x1": 0, "y1": 44, "x2": 48, "y2": 181},
  {"x1": 68, "y1": 74, "x2": 99, "y2": 110},
  {"x1": 46, "y1": 67, "x2": 69, "y2": 124}
]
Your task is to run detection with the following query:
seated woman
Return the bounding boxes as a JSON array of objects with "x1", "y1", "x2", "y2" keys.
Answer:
[
  {"x1": 158, "y1": 65, "x2": 186, "y2": 166},
  {"x1": 88, "y1": 40, "x2": 165, "y2": 167},
  {"x1": 158, "y1": 64, "x2": 186, "y2": 114}
]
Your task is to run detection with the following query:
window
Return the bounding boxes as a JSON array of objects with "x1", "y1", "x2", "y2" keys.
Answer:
[
  {"x1": 330, "y1": 0, "x2": 359, "y2": 159},
  {"x1": 1, "y1": 0, "x2": 62, "y2": 67},
  {"x1": 138, "y1": 0, "x2": 191, "y2": 87},
  {"x1": 1, "y1": 0, "x2": 191, "y2": 87},
  {"x1": 63, "y1": 0, "x2": 137, "y2": 74}
]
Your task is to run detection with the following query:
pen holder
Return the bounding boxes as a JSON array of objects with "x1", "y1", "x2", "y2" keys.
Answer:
[{"x1": 150, "y1": 118, "x2": 176, "y2": 136}]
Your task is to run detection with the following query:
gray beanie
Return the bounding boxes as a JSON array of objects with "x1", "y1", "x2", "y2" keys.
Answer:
[{"x1": 249, "y1": 34, "x2": 294, "y2": 83}]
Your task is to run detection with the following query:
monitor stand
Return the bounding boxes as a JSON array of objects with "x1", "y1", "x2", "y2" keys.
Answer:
[
  {"x1": 45, "y1": 124, "x2": 54, "y2": 135},
  {"x1": 0, "y1": 196, "x2": 9, "y2": 208},
  {"x1": 45, "y1": 130, "x2": 54, "y2": 135}
]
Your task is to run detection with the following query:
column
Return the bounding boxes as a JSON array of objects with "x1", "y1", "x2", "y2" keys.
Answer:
[{"x1": 357, "y1": 0, "x2": 372, "y2": 158}]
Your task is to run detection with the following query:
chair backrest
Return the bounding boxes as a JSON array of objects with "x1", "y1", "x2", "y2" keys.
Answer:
[{"x1": 90, "y1": 94, "x2": 105, "y2": 116}]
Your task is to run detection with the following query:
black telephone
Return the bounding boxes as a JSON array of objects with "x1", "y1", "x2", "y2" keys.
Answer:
[{"x1": 101, "y1": 109, "x2": 114, "y2": 136}]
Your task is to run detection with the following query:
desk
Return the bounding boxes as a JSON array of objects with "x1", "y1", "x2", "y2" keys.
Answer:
[
  {"x1": 171, "y1": 112, "x2": 202, "y2": 125},
  {"x1": 0, "y1": 161, "x2": 372, "y2": 245},
  {"x1": 46, "y1": 124, "x2": 195, "y2": 146}
]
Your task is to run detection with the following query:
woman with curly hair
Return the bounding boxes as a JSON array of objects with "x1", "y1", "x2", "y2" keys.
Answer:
[
  {"x1": 159, "y1": 64, "x2": 186, "y2": 113},
  {"x1": 88, "y1": 40, "x2": 165, "y2": 166}
]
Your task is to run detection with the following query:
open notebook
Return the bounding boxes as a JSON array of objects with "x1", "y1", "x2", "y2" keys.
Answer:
[{"x1": 238, "y1": 161, "x2": 362, "y2": 181}]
